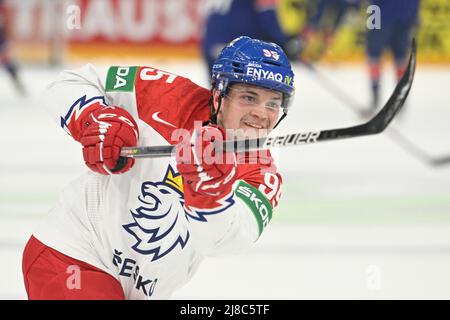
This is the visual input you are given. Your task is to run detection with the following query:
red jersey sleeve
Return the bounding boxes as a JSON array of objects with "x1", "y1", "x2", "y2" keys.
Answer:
[
  {"x1": 133, "y1": 66, "x2": 211, "y2": 143},
  {"x1": 236, "y1": 150, "x2": 282, "y2": 208}
]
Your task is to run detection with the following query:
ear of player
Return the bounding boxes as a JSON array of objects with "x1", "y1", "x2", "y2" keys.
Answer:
[
  {"x1": 79, "y1": 106, "x2": 139, "y2": 175},
  {"x1": 176, "y1": 125, "x2": 238, "y2": 206}
]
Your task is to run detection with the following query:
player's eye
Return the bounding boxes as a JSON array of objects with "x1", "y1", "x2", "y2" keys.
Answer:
[
  {"x1": 266, "y1": 101, "x2": 282, "y2": 111},
  {"x1": 239, "y1": 95, "x2": 257, "y2": 105}
]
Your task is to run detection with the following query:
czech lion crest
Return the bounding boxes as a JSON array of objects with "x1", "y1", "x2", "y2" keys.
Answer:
[{"x1": 123, "y1": 165, "x2": 234, "y2": 261}]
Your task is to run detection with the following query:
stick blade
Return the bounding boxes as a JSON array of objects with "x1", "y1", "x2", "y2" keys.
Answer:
[{"x1": 368, "y1": 38, "x2": 417, "y2": 133}]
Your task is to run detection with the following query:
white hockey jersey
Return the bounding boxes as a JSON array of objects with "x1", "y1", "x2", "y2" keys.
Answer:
[{"x1": 35, "y1": 64, "x2": 283, "y2": 299}]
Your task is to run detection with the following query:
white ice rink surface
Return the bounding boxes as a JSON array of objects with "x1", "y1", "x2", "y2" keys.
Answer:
[{"x1": 0, "y1": 60, "x2": 449, "y2": 299}]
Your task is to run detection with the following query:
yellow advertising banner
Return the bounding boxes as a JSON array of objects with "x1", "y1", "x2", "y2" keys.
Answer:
[{"x1": 277, "y1": 0, "x2": 450, "y2": 64}]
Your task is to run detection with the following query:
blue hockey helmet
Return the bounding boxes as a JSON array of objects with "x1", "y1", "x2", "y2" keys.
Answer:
[{"x1": 211, "y1": 36, "x2": 295, "y2": 117}]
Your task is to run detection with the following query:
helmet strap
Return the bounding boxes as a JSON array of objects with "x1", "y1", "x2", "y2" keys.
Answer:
[
  {"x1": 208, "y1": 91, "x2": 224, "y2": 125},
  {"x1": 273, "y1": 112, "x2": 287, "y2": 129}
]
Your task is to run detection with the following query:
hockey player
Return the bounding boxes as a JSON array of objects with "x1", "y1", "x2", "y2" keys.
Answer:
[
  {"x1": 22, "y1": 36, "x2": 295, "y2": 299},
  {"x1": 0, "y1": 0, "x2": 25, "y2": 95},
  {"x1": 202, "y1": 0, "x2": 302, "y2": 73},
  {"x1": 365, "y1": 0, "x2": 420, "y2": 112},
  {"x1": 298, "y1": 0, "x2": 361, "y2": 62}
]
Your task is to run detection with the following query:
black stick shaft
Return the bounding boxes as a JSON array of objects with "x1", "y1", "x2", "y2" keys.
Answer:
[
  {"x1": 300, "y1": 42, "x2": 450, "y2": 167},
  {"x1": 120, "y1": 40, "x2": 418, "y2": 160}
]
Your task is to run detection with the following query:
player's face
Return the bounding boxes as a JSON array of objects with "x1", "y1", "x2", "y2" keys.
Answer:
[{"x1": 213, "y1": 83, "x2": 282, "y2": 137}]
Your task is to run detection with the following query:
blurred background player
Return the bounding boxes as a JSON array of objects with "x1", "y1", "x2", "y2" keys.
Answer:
[
  {"x1": 201, "y1": 0, "x2": 363, "y2": 70},
  {"x1": 202, "y1": 0, "x2": 304, "y2": 75},
  {"x1": 365, "y1": 0, "x2": 421, "y2": 113},
  {"x1": 0, "y1": 0, "x2": 25, "y2": 96},
  {"x1": 298, "y1": 0, "x2": 362, "y2": 62}
]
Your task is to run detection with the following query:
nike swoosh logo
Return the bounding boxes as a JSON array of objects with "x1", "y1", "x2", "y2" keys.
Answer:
[{"x1": 152, "y1": 112, "x2": 176, "y2": 128}]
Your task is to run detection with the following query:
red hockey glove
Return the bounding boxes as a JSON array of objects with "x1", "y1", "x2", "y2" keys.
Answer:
[
  {"x1": 79, "y1": 106, "x2": 139, "y2": 175},
  {"x1": 176, "y1": 125, "x2": 238, "y2": 207}
]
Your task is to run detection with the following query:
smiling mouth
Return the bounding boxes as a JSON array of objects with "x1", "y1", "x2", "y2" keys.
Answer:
[{"x1": 242, "y1": 120, "x2": 265, "y2": 129}]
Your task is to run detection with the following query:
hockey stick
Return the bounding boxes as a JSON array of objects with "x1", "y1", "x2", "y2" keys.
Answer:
[
  {"x1": 298, "y1": 43, "x2": 450, "y2": 167},
  {"x1": 120, "y1": 39, "x2": 416, "y2": 159}
]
